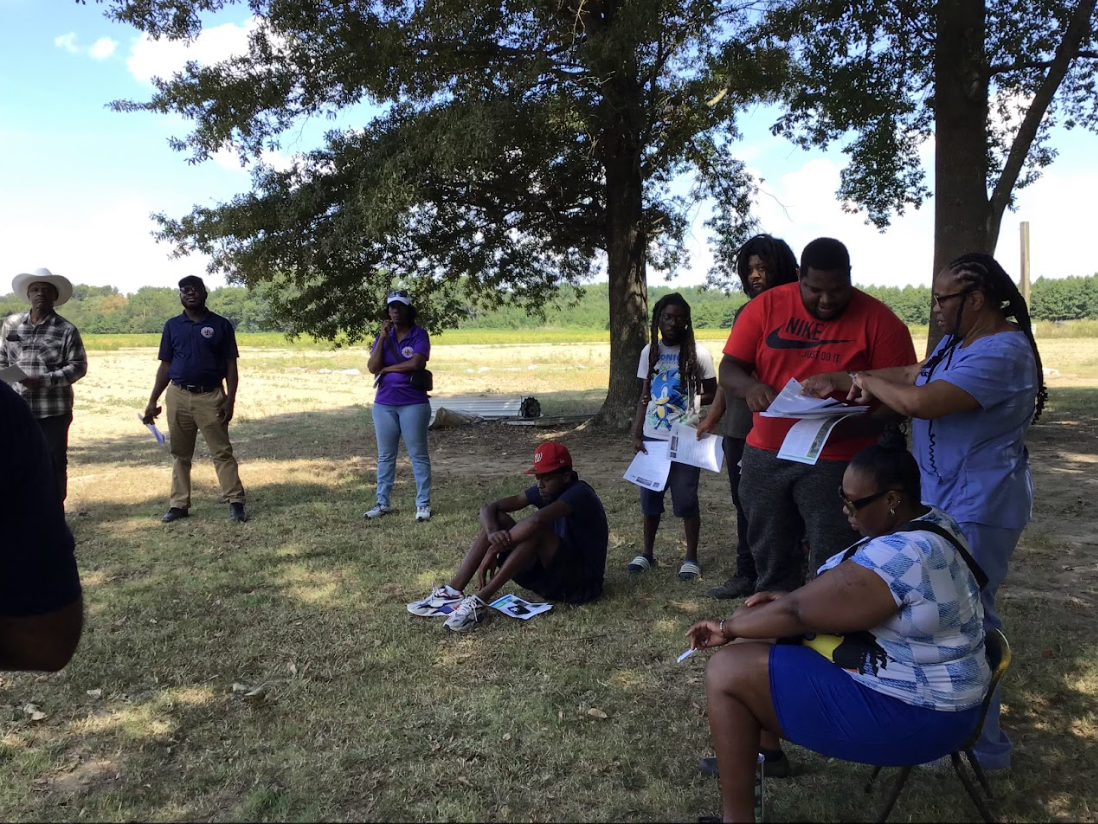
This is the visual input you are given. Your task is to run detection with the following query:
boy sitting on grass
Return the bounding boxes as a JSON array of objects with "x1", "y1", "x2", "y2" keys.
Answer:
[{"x1": 407, "y1": 442, "x2": 609, "y2": 632}]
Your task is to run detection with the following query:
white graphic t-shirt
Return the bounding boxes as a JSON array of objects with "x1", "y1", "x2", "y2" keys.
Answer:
[{"x1": 636, "y1": 340, "x2": 716, "y2": 440}]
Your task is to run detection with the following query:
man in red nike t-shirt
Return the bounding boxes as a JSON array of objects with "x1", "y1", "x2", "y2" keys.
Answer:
[{"x1": 720, "y1": 237, "x2": 916, "y2": 593}]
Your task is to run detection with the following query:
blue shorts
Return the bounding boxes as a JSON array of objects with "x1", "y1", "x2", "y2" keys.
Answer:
[{"x1": 769, "y1": 644, "x2": 981, "y2": 767}]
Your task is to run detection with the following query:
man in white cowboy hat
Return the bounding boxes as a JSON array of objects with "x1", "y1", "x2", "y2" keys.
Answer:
[{"x1": 0, "y1": 268, "x2": 88, "y2": 503}]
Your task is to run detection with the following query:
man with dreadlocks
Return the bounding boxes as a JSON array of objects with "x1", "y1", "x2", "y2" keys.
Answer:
[
  {"x1": 628, "y1": 292, "x2": 717, "y2": 580},
  {"x1": 829, "y1": 252, "x2": 1044, "y2": 771},
  {"x1": 698, "y1": 234, "x2": 800, "y2": 601}
]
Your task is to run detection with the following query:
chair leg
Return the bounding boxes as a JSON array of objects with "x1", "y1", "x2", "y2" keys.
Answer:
[
  {"x1": 964, "y1": 747, "x2": 994, "y2": 799},
  {"x1": 950, "y1": 752, "x2": 996, "y2": 823},
  {"x1": 865, "y1": 765, "x2": 883, "y2": 794},
  {"x1": 876, "y1": 766, "x2": 912, "y2": 823}
]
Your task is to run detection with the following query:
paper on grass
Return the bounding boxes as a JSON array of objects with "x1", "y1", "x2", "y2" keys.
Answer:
[
  {"x1": 623, "y1": 439, "x2": 671, "y2": 490},
  {"x1": 760, "y1": 378, "x2": 869, "y2": 419},
  {"x1": 667, "y1": 422, "x2": 724, "y2": 472},
  {"x1": 0, "y1": 365, "x2": 28, "y2": 384},
  {"x1": 137, "y1": 413, "x2": 167, "y2": 446},
  {"x1": 777, "y1": 414, "x2": 857, "y2": 466},
  {"x1": 489, "y1": 593, "x2": 553, "y2": 620}
]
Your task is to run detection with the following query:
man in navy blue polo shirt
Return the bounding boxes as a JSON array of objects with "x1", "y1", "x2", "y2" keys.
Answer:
[{"x1": 143, "y1": 276, "x2": 248, "y2": 523}]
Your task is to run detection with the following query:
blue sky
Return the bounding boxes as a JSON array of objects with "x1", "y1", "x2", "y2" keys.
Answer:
[{"x1": 1, "y1": 0, "x2": 1095, "y2": 296}]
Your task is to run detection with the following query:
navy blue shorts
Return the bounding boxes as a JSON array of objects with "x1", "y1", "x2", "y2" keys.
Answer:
[
  {"x1": 500, "y1": 536, "x2": 603, "y2": 605},
  {"x1": 639, "y1": 440, "x2": 700, "y2": 518},
  {"x1": 769, "y1": 644, "x2": 982, "y2": 767}
]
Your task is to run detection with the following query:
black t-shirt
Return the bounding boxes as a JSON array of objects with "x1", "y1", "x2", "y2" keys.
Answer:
[
  {"x1": 0, "y1": 382, "x2": 82, "y2": 616},
  {"x1": 524, "y1": 479, "x2": 609, "y2": 578}
]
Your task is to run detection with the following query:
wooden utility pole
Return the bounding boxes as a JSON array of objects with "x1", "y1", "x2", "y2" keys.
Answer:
[{"x1": 1019, "y1": 221, "x2": 1032, "y2": 304}]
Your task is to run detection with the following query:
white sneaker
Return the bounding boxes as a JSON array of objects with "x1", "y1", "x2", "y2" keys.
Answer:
[
  {"x1": 443, "y1": 595, "x2": 489, "y2": 632},
  {"x1": 416, "y1": 505, "x2": 432, "y2": 522},
  {"x1": 407, "y1": 585, "x2": 462, "y2": 617},
  {"x1": 364, "y1": 504, "x2": 392, "y2": 520}
]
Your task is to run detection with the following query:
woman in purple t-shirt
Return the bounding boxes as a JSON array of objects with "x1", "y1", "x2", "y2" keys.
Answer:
[{"x1": 365, "y1": 290, "x2": 433, "y2": 522}]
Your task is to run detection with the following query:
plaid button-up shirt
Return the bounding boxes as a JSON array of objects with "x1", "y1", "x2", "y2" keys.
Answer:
[{"x1": 0, "y1": 311, "x2": 88, "y2": 419}]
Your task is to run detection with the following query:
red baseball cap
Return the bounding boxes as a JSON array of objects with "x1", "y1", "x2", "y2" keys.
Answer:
[{"x1": 524, "y1": 442, "x2": 573, "y2": 475}]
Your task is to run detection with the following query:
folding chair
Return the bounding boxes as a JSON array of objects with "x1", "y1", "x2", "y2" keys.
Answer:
[{"x1": 863, "y1": 628, "x2": 1012, "y2": 823}]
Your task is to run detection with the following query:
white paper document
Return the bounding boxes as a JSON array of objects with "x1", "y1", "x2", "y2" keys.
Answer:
[
  {"x1": 0, "y1": 365, "x2": 28, "y2": 384},
  {"x1": 623, "y1": 440, "x2": 671, "y2": 490},
  {"x1": 489, "y1": 593, "x2": 553, "y2": 620},
  {"x1": 667, "y1": 422, "x2": 724, "y2": 472},
  {"x1": 760, "y1": 378, "x2": 869, "y2": 419},
  {"x1": 137, "y1": 413, "x2": 167, "y2": 446},
  {"x1": 777, "y1": 414, "x2": 857, "y2": 465}
]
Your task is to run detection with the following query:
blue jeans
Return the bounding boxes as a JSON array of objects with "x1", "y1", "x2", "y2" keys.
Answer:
[
  {"x1": 959, "y1": 521, "x2": 1024, "y2": 770},
  {"x1": 372, "y1": 402, "x2": 432, "y2": 509}
]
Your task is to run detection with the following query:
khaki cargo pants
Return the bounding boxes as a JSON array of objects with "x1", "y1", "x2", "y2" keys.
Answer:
[{"x1": 166, "y1": 383, "x2": 245, "y2": 510}]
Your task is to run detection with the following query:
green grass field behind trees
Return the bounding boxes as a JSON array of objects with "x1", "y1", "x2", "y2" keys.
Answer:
[{"x1": 3, "y1": 275, "x2": 1096, "y2": 336}]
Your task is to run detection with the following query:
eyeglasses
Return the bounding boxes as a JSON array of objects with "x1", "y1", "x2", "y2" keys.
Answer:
[
  {"x1": 659, "y1": 312, "x2": 688, "y2": 325},
  {"x1": 838, "y1": 486, "x2": 893, "y2": 515},
  {"x1": 179, "y1": 285, "x2": 203, "y2": 294},
  {"x1": 932, "y1": 289, "x2": 972, "y2": 308}
]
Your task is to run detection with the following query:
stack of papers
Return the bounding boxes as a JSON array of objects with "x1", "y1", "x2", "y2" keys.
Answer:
[
  {"x1": 623, "y1": 423, "x2": 724, "y2": 490},
  {"x1": 489, "y1": 594, "x2": 553, "y2": 620},
  {"x1": 760, "y1": 378, "x2": 869, "y2": 418},
  {"x1": 762, "y1": 379, "x2": 868, "y2": 466}
]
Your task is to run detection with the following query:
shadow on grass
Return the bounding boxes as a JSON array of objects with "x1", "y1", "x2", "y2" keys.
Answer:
[
  {"x1": 5, "y1": 387, "x2": 1093, "y2": 821},
  {"x1": 69, "y1": 387, "x2": 604, "y2": 473}
]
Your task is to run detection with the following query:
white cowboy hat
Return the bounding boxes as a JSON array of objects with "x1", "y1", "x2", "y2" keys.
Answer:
[{"x1": 12, "y1": 268, "x2": 73, "y2": 307}]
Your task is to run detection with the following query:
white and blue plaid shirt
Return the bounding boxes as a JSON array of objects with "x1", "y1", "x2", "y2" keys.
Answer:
[
  {"x1": 816, "y1": 507, "x2": 991, "y2": 712},
  {"x1": 0, "y1": 311, "x2": 88, "y2": 419}
]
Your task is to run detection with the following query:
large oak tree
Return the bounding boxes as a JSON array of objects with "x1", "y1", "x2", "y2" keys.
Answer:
[
  {"x1": 768, "y1": 0, "x2": 1098, "y2": 350},
  {"x1": 89, "y1": 0, "x2": 789, "y2": 425}
]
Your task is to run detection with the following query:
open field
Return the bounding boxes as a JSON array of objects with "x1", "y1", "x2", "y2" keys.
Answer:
[
  {"x1": 80, "y1": 318, "x2": 1098, "y2": 351},
  {"x1": 0, "y1": 336, "x2": 1096, "y2": 821}
]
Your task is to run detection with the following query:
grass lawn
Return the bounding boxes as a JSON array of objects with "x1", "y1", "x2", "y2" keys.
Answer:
[{"x1": 1, "y1": 335, "x2": 1095, "y2": 821}]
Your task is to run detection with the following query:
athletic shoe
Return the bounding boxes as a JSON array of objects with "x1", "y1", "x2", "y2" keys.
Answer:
[
  {"x1": 415, "y1": 505, "x2": 431, "y2": 522},
  {"x1": 706, "y1": 575, "x2": 755, "y2": 600},
  {"x1": 407, "y1": 585, "x2": 463, "y2": 617},
  {"x1": 363, "y1": 504, "x2": 392, "y2": 520},
  {"x1": 444, "y1": 595, "x2": 489, "y2": 632}
]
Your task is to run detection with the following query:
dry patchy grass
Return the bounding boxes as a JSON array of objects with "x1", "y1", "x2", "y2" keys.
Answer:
[{"x1": 0, "y1": 339, "x2": 1095, "y2": 821}]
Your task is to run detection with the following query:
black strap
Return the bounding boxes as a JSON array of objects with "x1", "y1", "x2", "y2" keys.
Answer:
[{"x1": 842, "y1": 519, "x2": 988, "y2": 590}]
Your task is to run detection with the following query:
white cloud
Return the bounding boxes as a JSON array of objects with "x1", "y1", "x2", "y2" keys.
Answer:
[
  {"x1": 89, "y1": 37, "x2": 118, "y2": 60},
  {"x1": 54, "y1": 32, "x2": 79, "y2": 54},
  {"x1": 126, "y1": 18, "x2": 259, "y2": 85},
  {"x1": 55, "y1": 32, "x2": 118, "y2": 59},
  {"x1": 0, "y1": 196, "x2": 224, "y2": 295}
]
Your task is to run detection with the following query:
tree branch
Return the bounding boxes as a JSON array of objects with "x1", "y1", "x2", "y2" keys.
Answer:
[
  {"x1": 989, "y1": 49, "x2": 1098, "y2": 74},
  {"x1": 988, "y1": 0, "x2": 1098, "y2": 232}
]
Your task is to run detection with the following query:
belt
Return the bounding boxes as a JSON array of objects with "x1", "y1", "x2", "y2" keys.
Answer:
[{"x1": 172, "y1": 381, "x2": 220, "y2": 394}]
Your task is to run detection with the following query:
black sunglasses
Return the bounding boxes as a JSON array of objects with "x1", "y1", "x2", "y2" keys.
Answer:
[
  {"x1": 387, "y1": 289, "x2": 410, "y2": 299},
  {"x1": 838, "y1": 486, "x2": 893, "y2": 514}
]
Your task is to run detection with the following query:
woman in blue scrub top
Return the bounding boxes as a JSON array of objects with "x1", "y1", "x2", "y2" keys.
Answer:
[{"x1": 848, "y1": 253, "x2": 1046, "y2": 771}]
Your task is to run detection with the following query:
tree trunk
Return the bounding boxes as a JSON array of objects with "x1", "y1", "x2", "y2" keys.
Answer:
[
  {"x1": 593, "y1": 77, "x2": 649, "y2": 430},
  {"x1": 594, "y1": 144, "x2": 648, "y2": 429},
  {"x1": 929, "y1": 0, "x2": 992, "y2": 353}
]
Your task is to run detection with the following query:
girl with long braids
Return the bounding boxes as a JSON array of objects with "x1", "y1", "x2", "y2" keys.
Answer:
[
  {"x1": 629, "y1": 292, "x2": 717, "y2": 580},
  {"x1": 836, "y1": 253, "x2": 1044, "y2": 772}
]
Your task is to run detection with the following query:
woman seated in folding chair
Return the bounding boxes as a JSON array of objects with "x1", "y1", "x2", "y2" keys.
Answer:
[{"x1": 687, "y1": 443, "x2": 990, "y2": 823}]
